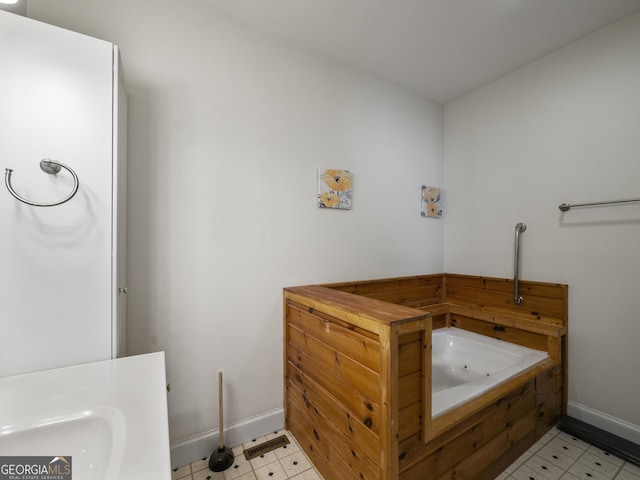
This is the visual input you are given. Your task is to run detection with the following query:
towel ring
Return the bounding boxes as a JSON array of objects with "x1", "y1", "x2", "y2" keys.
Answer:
[{"x1": 4, "y1": 159, "x2": 79, "y2": 207}]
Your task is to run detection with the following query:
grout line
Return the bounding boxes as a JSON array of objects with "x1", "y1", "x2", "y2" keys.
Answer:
[{"x1": 174, "y1": 426, "x2": 640, "y2": 480}]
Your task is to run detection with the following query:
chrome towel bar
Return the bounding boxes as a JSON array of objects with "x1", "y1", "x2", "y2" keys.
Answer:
[
  {"x1": 4, "y1": 159, "x2": 79, "y2": 207},
  {"x1": 558, "y1": 198, "x2": 640, "y2": 212},
  {"x1": 513, "y1": 222, "x2": 526, "y2": 306}
]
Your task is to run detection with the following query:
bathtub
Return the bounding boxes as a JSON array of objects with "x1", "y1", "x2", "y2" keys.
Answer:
[{"x1": 431, "y1": 327, "x2": 549, "y2": 417}]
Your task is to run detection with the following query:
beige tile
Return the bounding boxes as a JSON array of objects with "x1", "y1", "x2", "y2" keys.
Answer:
[
  {"x1": 568, "y1": 460, "x2": 617, "y2": 480},
  {"x1": 248, "y1": 450, "x2": 278, "y2": 470},
  {"x1": 540, "y1": 427, "x2": 561, "y2": 443},
  {"x1": 290, "y1": 469, "x2": 324, "y2": 480},
  {"x1": 521, "y1": 454, "x2": 565, "y2": 480},
  {"x1": 279, "y1": 450, "x2": 313, "y2": 478},
  {"x1": 253, "y1": 461, "x2": 288, "y2": 480},
  {"x1": 282, "y1": 431, "x2": 300, "y2": 449},
  {"x1": 193, "y1": 468, "x2": 225, "y2": 480},
  {"x1": 223, "y1": 460, "x2": 253, "y2": 480},
  {"x1": 559, "y1": 473, "x2": 582, "y2": 480},
  {"x1": 617, "y1": 467, "x2": 640, "y2": 480},
  {"x1": 555, "y1": 432, "x2": 591, "y2": 451},
  {"x1": 537, "y1": 443, "x2": 579, "y2": 470},
  {"x1": 232, "y1": 444, "x2": 247, "y2": 458},
  {"x1": 234, "y1": 473, "x2": 257, "y2": 480},
  {"x1": 172, "y1": 465, "x2": 192, "y2": 480},
  {"x1": 547, "y1": 436, "x2": 588, "y2": 460},
  {"x1": 274, "y1": 441, "x2": 300, "y2": 460},
  {"x1": 265, "y1": 430, "x2": 287, "y2": 440},
  {"x1": 191, "y1": 457, "x2": 209, "y2": 473},
  {"x1": 228, "y1": 449, "x2": 251, "y2": 468},
  {"x1": 511, "y1": 463, "x2": 546, "y2": 480},
  {"x1": 243, "y1": 436, "x2": 268, "y2": 450},
  {"x1": 573, "y1": 451, "x2": 621, "y2": 478},
  {"x1": 171, "y1": 429, "x2": 325, "y2": 480},
  {"x1": 623, "y1": 462, "x2": 640, "y2": 476},
  {"x1": 585, "y1": 445, "x2": 624, "y2": 467},
  {"x1": 529, "y1": 431, "x2": 555, "y2": 453}
]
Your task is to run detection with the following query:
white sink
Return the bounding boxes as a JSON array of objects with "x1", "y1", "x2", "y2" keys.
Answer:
[
  {"x1": 0, "y1": 353, "x2": 170, "y2": 479},
  {"x1": 0, "y1": 409, "x2": 124, "y2": 479}
]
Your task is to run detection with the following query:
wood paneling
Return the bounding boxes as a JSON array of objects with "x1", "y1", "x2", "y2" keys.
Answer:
[
  {"x1": 398, "y1": 379, "x2": 535, "y2": 471},
  {"x1": 288, "y1": 387, "x2": 381, "y2": 480},
  {"x1": 432, "y1": 412, "x2": 537, "y2": 480},
  {"x1": 445, "y1": 274, "x2": 567, "y2": 325},
  {"x1": 288, "y1": 402, "x2": 371, "y2": 480},
  {"x1": 449, "y1": 314, "x2": 548, "y2": 351},
  {"x1": 285, "y1": 373, "x2": 380, "y2": 463},
  {"x1": 536, "y1": 366, "x2": 563, "y2": 438},
  {"x1": 288, "y1": 323, "x2": 380, "y2": 400},
  {"x1": 287, "y1": 341, "x2": 380, "y2": 435},
  {"x1": 326, "y1": 275, "x2": 444, "y2": 300},
  {"x1": 287, "y1": 302, "x2": 381, "y2": 371},
  {"x1": 284, "y1": 273, "x2": 567, "y2": 480}
]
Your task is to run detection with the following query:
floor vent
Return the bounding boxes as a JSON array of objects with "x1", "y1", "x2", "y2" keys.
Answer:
[{"x1": 243, "y1": 434, "x2": 290, "y2": 460}]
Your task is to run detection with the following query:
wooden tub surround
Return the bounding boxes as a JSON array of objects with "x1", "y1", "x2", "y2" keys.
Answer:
[{"x1": 283, "y1": 274, "x2": 568, "y2": 480}]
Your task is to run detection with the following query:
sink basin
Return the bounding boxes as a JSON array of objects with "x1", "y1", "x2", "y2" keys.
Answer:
[
  {"x1": 0, "y1": 408, "x2": 124, "y2": 479},
  {"x1": 0, "y1": 353, "x2": 170, "y2": 479}
]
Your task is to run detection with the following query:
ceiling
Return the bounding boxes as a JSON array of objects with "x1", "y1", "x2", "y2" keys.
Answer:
[{"x1": 202, "y1": 0, "x2": 640, "y2": 103}]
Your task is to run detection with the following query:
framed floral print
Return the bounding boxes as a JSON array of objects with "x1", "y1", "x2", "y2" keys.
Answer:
[
  {"x1": 421, "y1": 185, "x2": 442, "y2": 218},
  {"x1": 318, "y1": 168, "x2": 352, "y2": 210}
]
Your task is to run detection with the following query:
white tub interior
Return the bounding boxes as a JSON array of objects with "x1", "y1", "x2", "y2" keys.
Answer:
[{"x1": 431, "y1": 327, "x2": 548, "y2": 418}]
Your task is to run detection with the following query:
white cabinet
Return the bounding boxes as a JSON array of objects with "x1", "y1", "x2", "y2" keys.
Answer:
[{"x1": 0, "y1": 11, "x2": 127, "y2": 377}]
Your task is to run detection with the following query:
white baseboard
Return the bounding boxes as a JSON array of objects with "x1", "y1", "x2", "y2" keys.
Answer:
[
  {"x1": 567, "y1": 401, "x2": 640, "y2": 445},
  {"x1": 170, "y1": 408, "x2": 285, "y2": 469}
]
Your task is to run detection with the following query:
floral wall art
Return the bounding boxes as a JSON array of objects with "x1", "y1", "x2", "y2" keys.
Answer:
[
  {"x1": 421, "y1": 185, "x2": 442, "y2": 218},
  {"x1": 317, "y1": 168, "x2": 352, "y2": 209}
]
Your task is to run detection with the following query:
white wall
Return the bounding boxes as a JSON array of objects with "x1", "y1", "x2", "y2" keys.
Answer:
[
  {"x1": 444, "y1": 12, "x2": 640, "y2": 442},
  {"x1": 26, "y1": 0, "x2": 444, "y2": 465},
  {"x1": 24, "y1": 0, "x2": 640, "y2": 463}
]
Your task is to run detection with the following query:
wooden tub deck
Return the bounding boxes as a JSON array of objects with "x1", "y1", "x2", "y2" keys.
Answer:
[{"x1": 284, "y1": 273, "x2": 567, "y2": 480}]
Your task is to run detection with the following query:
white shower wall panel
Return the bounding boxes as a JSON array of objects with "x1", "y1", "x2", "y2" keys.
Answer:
[{"x1": 0, "y1": 11, "x2": 125, "y2": 377}]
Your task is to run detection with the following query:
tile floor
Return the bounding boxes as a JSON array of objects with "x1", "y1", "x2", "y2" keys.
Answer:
[
  {"x1": 172, "y1": 426, "x2": 640, "y2": 480},
  {"x1": 171, "y1": 430, "x2": 322, "y2": 480},
  {"x1": 499, "y1": 427, "x2": 640, "y2": 480}
]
